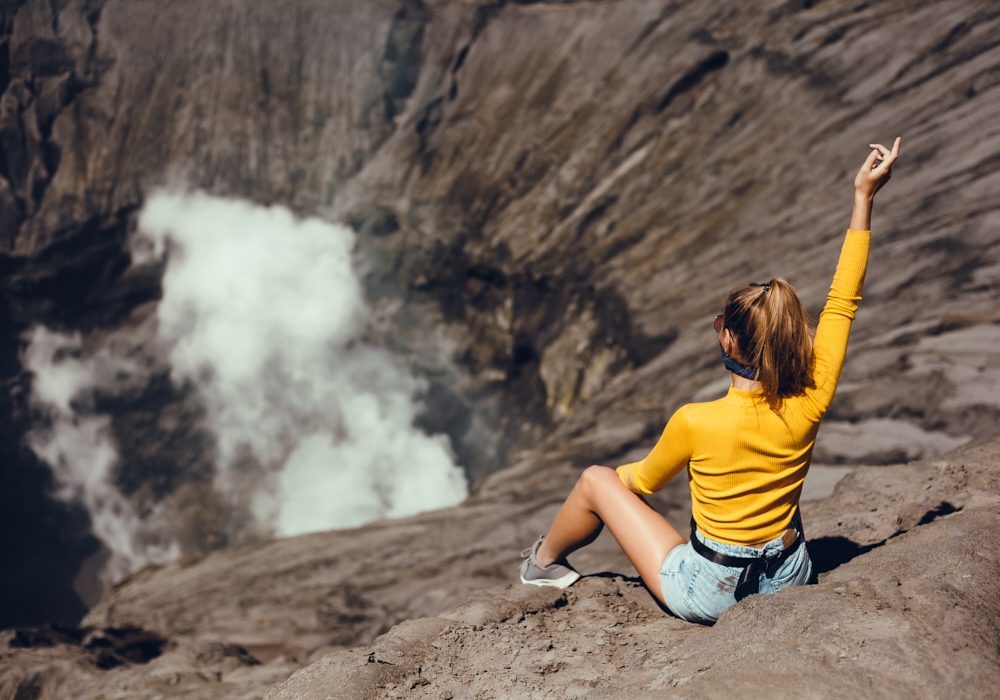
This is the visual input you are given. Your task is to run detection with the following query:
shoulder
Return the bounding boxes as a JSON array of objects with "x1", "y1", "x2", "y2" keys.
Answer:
[
  {"x1": 670, "y1": 399, "x2": 723, "y2": 426},
  {"x1": 682, "y1": 396, "x2": 729, "y2": 413}
]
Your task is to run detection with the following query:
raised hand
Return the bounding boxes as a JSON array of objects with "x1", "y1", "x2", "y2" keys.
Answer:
[
  {"x1": 855, "y1": 136, "x2": 901, "y2": 201},
  {"x1": 849, "y1": 137, "x2": 900, "y2": 230}
]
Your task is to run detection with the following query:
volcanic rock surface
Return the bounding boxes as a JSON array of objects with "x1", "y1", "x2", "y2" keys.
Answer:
[
  {"x1": 2, "y1": 0, "x2": 1000, "y2": 697},
  {"x1": 5, "y1": 437, "x2": 1000, "y2": 698}
]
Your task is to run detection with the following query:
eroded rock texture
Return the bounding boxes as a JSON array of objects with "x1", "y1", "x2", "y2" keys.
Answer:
[
  {"x1": 4, "y1": 436, "x2": 1000, "y2": 698},
  {"x1": 0, "y1": 0, "x2": 999, "y2": 694}
]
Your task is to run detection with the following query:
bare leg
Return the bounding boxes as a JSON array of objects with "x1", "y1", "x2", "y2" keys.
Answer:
[{"x1": 535, "y1": 466, "x2": 687, "y2": 605}]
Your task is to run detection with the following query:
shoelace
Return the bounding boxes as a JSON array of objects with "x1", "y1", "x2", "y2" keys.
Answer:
[
  {"x1": 521, "y1": 535, "x2": 543, "y2": 560},
  {"x1": 520, "y1": 539, "x2": 563, "y2": 571}
]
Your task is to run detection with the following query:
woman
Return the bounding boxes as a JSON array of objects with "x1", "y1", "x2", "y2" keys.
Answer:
[{"x1": 519, "y1": 138, "x2": 901, "y2": 624}]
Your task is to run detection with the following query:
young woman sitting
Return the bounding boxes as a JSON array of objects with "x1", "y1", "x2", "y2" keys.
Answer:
[{"x1": 519, "y1": 138, "x2": 901, "y2": 624}]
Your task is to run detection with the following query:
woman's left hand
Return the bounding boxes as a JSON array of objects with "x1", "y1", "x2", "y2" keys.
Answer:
[{"x1": 854, "y1": 136, "x2": 901, "y2": 201}]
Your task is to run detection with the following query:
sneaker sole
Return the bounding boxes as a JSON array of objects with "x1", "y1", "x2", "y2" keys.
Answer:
[{"x1": 519, "y1": 570, "x2": 581, "y2": 589}]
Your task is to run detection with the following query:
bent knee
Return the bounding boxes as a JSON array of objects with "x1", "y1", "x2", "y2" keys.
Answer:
[{"x1": 579, "y1": 464, "x2": 621, "y2": 496}]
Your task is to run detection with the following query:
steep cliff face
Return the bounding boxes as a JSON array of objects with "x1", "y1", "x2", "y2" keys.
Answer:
[
  {"x1": 363, "y1": 0, "x2": 1000, "y2": 460},
  {"x1": 0, "y1": 0, "x2": 454, "y2": 627},
  {"x1": 0, "y1": 0, "x2": 998, "y2": 656}
]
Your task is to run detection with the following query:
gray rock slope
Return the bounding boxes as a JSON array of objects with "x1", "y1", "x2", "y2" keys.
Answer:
[
  {"x1": 270, "y1": 501, "x2": 1000, "y2": 700},
  {"x1": 232, "y1": 440, "x2": 1000, "y2": 700}
]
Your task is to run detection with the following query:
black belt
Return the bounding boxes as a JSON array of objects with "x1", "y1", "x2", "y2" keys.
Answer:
[{"x1": 688, "y1": 518, "x2": 803, "y2": 602}]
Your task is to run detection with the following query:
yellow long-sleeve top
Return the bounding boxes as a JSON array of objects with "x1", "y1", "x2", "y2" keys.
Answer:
[{"x1": 617, "y1": 230, "x2": 870, "y2": 546}]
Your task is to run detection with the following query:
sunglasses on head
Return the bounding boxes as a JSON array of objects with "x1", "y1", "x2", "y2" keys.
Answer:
[{"x1": 714, "y1": 282, "x2": 771, "y2": 333}]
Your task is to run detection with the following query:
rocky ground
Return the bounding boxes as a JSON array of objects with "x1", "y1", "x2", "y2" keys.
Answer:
[
  {"x1": 255, "y1": 438, "x2": 1000, "y2": 700},
  {"x1": 4, "y1": 437, "x2": 1000, "y2": 699}
]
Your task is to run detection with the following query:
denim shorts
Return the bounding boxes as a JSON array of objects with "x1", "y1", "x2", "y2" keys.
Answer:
[{"x1": 660, "y1": 527, "x2": 813, "y2": 624}]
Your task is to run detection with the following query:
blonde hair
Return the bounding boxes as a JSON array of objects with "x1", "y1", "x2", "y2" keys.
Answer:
[{"x1": 723, "y1": 278, "x2": 815, "y2": 411}]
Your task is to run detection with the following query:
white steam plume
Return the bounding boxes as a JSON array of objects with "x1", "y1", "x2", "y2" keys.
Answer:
[
  {"x1": 25, "y1": 191, "x2": 467, "y2": 584},
  {"x1": 24, "y1": 328, "x2": 180, "y2": 586},
  {"x1": 137, "y1": 192, "x2": 467, "y2": 535}
]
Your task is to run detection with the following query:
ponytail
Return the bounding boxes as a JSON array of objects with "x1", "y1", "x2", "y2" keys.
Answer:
[{"x1": 722, "y1": 278, "x2": 814, "y2": 412}]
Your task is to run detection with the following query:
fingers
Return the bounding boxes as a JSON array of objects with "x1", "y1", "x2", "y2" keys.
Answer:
[
  {"x1": 869, "y1": 137, "x2": 902, "y2": 166},
  {"x1": 869, "y1": 143, "x2": 891, "y2": 158},
  {"x1": 856, "y1": 137, "x2": 900, "y2": 196},
  {"x1": 861, "y1": 148, "x2": 880, "y2": 172},
  {"x1": 884, "y1": 136, "x2": 901, "y2": 166}
]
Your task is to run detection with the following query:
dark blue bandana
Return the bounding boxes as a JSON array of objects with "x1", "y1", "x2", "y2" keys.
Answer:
[{"x1": 720, "y1": 344, "x2": 758, "y2": 380}]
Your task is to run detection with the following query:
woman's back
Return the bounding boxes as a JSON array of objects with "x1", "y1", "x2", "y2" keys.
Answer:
[{"x1": 618, "y1": 230, "x2": 871, "y2": 545}]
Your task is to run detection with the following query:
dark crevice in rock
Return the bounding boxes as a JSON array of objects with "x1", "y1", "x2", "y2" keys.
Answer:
[
  {"x1": 0, "y1": 37, "x2": 9, "y2": 96},
  {"x1": 348, "y1": 206, "x2": 400, "y2": 238},
  {"x1": 624, "y1": 11, "x2": 668, "y2": 57},
  {"x1": 195, "y1": 642, "x2": 262, "y2": 667},
  {"x1": 931, "y1": 20, "x2": 974, "y2": 55},
  {"x1": 452, "y1": 44, "x2": 468, "y2": 73},
  {"x1": 656, "y1": 50, "x2": 729, "y2": 113},
  {"x1": 379, "y1": 0, "x2": 428, "y2": 122},
  {"x1": 820, "y1": 24, "x2": 849, "y2": 47},
  {"x1": 82, "y1": 0, "x2": 105, "y2": 26},
  {"x1": 4, "y1": 211, "x2": 157, "y2": 331},
  {"x1": 750, "y1": 45, "x2": 843, "y2": 101},
  {"x1": 415, "y1": 96, "x2": 443, "y2": 173},
  {"x1": 779, "y1": 0, "x2": 822, "y2": 15},
  {"x1": 10, "y1": 623, "x2": 167, "y2": 668}
]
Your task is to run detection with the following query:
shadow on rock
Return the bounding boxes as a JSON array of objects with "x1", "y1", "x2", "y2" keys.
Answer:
[
  {"x1": 9, "y1": 624, "x2": 167, "y2": 669},
  {"x1": 807, "y1": 537, "x2": 883, "y2": 576},
  {"x1": 809, "y1": 501, "x2": 962, "y2": 575}
]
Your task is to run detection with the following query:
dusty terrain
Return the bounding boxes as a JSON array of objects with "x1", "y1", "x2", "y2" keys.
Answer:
[
  {"x1": 1, "y1": 0, "x2": 1000, "y2": 697},
  {"x1": 4, "y1": 437, "x2": 1000, "y2": 699}
]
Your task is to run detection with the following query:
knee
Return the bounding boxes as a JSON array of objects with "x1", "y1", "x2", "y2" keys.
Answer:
[{"x1": 578, "y1": 465, "x2": 618, "y2": 498}]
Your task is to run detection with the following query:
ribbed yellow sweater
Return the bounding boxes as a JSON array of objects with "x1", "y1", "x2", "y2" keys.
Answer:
[{"x1": 616, "y1": 230, "x2": 870, "y2": 545}]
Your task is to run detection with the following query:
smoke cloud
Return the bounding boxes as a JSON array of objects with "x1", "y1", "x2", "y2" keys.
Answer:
[
  {"x1": 24, "y1": 327, "x2": 180, "y2": 585},
  {"x1": 25, "y1": 191, "x2": 468, "y2": 583}
]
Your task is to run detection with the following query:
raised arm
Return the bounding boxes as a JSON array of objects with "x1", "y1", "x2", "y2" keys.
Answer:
[{"x1": 808, "y1": 138, "x2": 900, "y2": 415}]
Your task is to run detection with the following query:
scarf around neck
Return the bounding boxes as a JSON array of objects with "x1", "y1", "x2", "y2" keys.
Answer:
[{"x1": 719, "y1": 344, "x2": 758, "y2": 380}]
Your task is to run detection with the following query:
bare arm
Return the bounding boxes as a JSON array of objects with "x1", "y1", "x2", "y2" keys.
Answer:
[{"x1": 808, "y1": 138, "x2": 901, "y2": 416}]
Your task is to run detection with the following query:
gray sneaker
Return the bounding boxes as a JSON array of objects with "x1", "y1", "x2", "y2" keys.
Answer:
[{"x1": 519, "y1": 535, "x2": 581, "y2": 588}]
